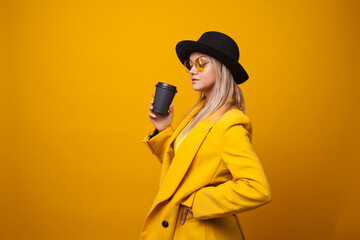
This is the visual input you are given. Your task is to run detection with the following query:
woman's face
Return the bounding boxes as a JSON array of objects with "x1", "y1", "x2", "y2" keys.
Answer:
[{"x1": 188, "y1": 52, "x2": 216, "y2": 98}]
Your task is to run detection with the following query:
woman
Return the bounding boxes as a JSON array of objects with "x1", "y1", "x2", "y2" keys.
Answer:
[{"x1": 141, "y1": 31, "x2": 271, "y2": 240}]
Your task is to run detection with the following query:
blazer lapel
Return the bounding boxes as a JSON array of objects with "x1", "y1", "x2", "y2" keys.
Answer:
[
  {"x1": 155, "y1": 99, "x2": 218, "y2": 203},
  {"x1": 169, "y1": 99, "x2": 206, "y2": 145},
  {"x1": 156, "y1": 99, "x2": 206, "y2": 187}
]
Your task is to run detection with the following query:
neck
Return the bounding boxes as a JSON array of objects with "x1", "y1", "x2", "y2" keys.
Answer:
[{"x1": 204, "y1": 90, "x2": 212, "y2": 99}]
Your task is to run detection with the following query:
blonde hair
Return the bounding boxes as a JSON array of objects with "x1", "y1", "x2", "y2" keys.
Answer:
[{"x1": 177, "y1": 56, "x2": 246, "y2": 139}]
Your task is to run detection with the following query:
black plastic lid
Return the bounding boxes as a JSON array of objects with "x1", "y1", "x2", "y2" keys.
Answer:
[{"x1": 156, "y1": 82, "x2": 177, "y2": 92}]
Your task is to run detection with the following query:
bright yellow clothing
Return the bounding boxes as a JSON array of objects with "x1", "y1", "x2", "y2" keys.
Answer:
[
  {"x1": 173, "y1": 119, "x2": 193, "y2": 154},
  {"x1": 141, "y1": 98, "x2": 271, "y2": 240}
]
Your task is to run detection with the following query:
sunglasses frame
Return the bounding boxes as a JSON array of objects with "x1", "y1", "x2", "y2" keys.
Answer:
[{"x1": 184, "y1": 57, "x2": 209, "y2": 73}]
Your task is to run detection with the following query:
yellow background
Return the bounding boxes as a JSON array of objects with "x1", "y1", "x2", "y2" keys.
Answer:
[{"x1": 1, "y1": 0, "x2": 359, "y2": 239}]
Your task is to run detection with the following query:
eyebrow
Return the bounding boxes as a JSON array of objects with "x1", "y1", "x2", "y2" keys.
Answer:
[{"x1": 189, "y1": 55, "x2": 208, "y2": 62}]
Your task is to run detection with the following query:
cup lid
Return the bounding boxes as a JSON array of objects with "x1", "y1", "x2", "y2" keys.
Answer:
[{"x1": 156, "y1": 82, "x2": 177, "y2": 92}]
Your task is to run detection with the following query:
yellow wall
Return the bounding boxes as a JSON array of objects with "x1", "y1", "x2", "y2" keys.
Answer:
[{"x1": 1, "y1": 0, "x2": 359, "y2": 239}]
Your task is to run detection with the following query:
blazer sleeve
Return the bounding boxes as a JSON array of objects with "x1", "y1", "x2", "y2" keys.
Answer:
[
  {"x1": 142, "y1": 126, "x2": 174, "y2": 164},
  {"x1": 186, "y1": 123, "x2": 272, "y2": 220}
]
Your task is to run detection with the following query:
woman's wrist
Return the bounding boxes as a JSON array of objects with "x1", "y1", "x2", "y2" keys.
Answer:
[{"x1": 157, "y1": 125, "x2": 170, "y2": 132}]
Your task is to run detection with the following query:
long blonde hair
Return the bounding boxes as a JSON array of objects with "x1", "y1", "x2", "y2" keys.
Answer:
[{"x1": 177, "y1": 56, "x2": 246, "y2": 139}]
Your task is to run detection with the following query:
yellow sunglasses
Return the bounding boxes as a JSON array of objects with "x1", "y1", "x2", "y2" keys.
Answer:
[{"x1": 184, "y1": 57, "x2": 209, "y2": 73}]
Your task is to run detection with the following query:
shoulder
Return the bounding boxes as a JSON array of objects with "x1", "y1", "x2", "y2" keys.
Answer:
[
  {"x1": 212, "y1": 108, "x2": 253, "y2": 138},
  {"x1": 222, "y1": 108, "x2": 249, "y2": 122},
  {"x1": 217, "y1": 108, "x2": 251, "y2": 127}
]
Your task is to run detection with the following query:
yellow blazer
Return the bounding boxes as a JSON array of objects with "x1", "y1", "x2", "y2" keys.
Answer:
[{"x1": 141, "y1": 99, "x2": 272, "y2": 240}]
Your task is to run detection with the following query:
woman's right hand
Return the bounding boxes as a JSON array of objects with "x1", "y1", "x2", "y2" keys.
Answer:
[{"x1": 148, "y1": 94, "x2": 174, "y2": 132}]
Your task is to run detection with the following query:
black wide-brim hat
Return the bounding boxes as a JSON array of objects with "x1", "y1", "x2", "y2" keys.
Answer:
[{"x1": 175, "y1": 31, "x2": 249, "y2": 85}]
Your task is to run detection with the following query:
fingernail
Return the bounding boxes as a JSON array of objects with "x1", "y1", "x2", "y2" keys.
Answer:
[{"x1": 181, "y1": 221, "x2": 183, "y2": 225}]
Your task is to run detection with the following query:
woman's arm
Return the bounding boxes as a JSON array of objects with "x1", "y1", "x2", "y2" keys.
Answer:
[
  {"x1": 144, "y1": 94, "x2": 175, "y2": 163},
  {"x1": 182, "y1": 123, "x2": 271, "y2": 220},
  {"x1": 142, "y1": 126, "x2": 174, "y2": 164}
]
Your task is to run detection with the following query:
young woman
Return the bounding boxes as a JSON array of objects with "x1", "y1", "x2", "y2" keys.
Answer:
[{"x1": 141, "y1": 31, "x2": 271, "y2": 240}]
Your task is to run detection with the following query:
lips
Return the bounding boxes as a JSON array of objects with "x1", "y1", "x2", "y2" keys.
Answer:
[{"x1": 191, "y1": 78, "x2": 199, "y2": 82}]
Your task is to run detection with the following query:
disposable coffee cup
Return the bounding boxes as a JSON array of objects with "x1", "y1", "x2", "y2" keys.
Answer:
[{"x1": 153, "y1": 82, "x2": 177, "y2": 115}]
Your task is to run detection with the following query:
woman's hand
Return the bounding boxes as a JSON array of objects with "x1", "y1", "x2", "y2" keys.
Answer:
[
  {"x1": 181, "y1": 205, "x2": 193, "y2": 225},
  {"x1": 148, "y1": 94, "x2": 174, "y2": 132}
]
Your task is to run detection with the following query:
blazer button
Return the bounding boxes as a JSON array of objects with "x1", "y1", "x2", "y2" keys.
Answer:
[{"x1": 162, "y1": 221, "x2": 169, "y2": 228}]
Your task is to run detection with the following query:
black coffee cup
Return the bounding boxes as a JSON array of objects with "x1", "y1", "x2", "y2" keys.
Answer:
[{"x1": 153, "y1": 82, "x2": 177, "y2": 115}]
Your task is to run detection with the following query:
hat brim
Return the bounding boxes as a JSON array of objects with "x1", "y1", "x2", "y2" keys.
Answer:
[{"x1": 176, "y1": 40, "x2": 249, "y2": 84}]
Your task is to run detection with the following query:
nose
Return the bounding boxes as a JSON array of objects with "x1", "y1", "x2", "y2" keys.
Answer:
[{"x1": 189, "y1": 64, "x2": 197, "y2": 74}]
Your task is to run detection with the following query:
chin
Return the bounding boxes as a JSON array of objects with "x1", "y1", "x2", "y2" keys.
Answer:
[
  {"x1": 192, "y1": 87, "x2": 203, "y2": 92},
  {"x1": 192, "y1": 85, "x2": 203, "y2": 92}
]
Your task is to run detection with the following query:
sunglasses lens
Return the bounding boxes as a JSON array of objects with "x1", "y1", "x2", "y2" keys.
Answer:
[
  {"x1": 184, "y1": 58, "x2": 207, "y2": 73},
  {"x1": 195, "y1": 58, "x2": 206, "y2": 72},
  {"x1": 184, "y1": 60, "x2": 192, "y2": 72}
]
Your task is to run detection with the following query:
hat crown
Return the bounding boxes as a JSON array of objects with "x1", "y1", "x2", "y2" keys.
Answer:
[{"x1": 197, "y1": 31, "x2": 239, "y2": 61}]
